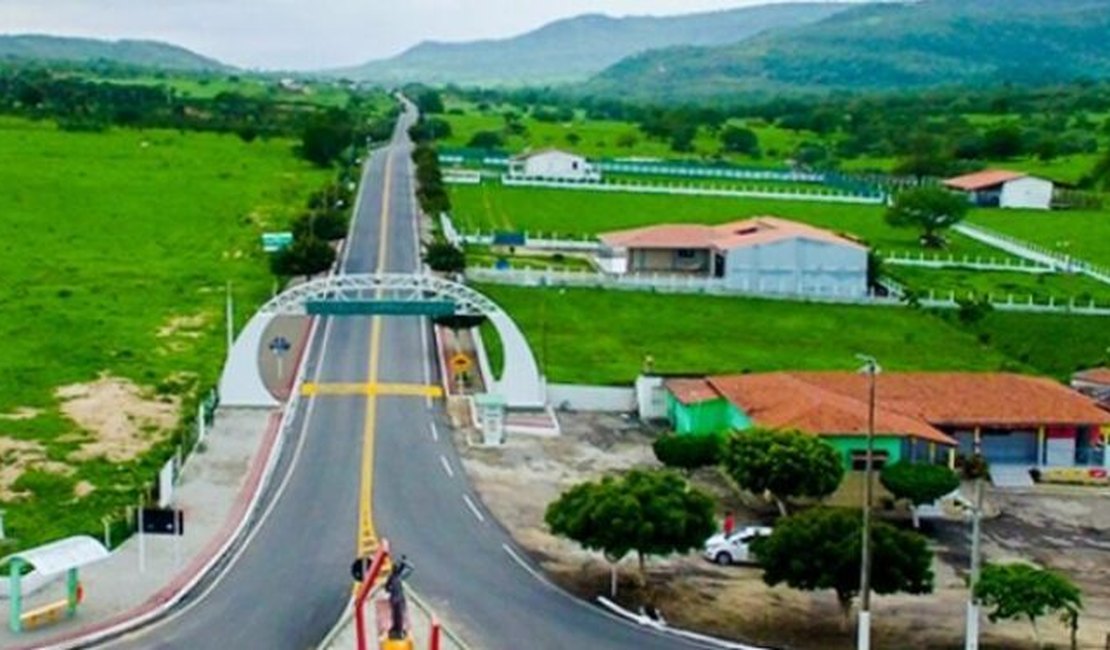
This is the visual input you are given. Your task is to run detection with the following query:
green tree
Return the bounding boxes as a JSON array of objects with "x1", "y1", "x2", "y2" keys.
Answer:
[
  {"x1": 982, "y1": 124, "x2": 1025, "y2": 159},
  {"x1": 885, "y1": 186, "x2": 970, "y2": 248},
  {"x1": 300, "y1": 110, "x2": 354, "y2": 167},
  {"x1": 722, "y1": 429, "x2": 844, "y2": 516},
  {"x1": 414, "y1": 89, "x2": 445, "y2": 114},
  {"x1": 270, "y1": 236, "x2": 335, "y2": 278},
  {"x1": 720, "y1": 125, "x2": 760, "y2": 155},
  {"x1": 467, "y1": 130, "x2": 505, "y2": 150},
  {"x1": 545, "y1": 470, "x2": 716, "y2": 592},
  {"x1": 652, "y1": 434, "x2": 722, "y2": 474},
  {"x1": 292, "y1": 210, "x2": 349, "y2": 242},
  {"x1": 1083, "y1": 146, "x2": 1110, "y2": 191},
  {"x1": 879, "y1": 462, "x2": 960, "y2": 528},
  {"x1": 755, "y1": 507, "x2": 934, "y2": 627},
  {"x1": 669, "y1": 125, "x2": 696, "y2": 153},
  {"x1": 975, "y1": 563, "x2": 1083, "y2": 649},
  {"x1": 423, "y1": 241, "x2": 466, "y2": 274}
]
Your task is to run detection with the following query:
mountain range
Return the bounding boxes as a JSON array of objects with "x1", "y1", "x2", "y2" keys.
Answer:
[
  {"x1": 337, "y1": 3, "x2": 852, "y2": 86},
  {"x1": 0, "y1": 34, "x2": 230, "y2": 72},
  {"x1": 587, "y1": 0, "x2": 1110, "y2": 100}
]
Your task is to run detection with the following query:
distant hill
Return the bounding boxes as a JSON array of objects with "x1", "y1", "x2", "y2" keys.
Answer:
[
  {"x1": 588, "y1": 0, "x2": 1110, "y2": 100},
  {"x1": 0, "y1": 35, "x2": 231, "y2": 72},
  {"x1": 336, "y1": 3, "x2": 852, "y2": 86}
]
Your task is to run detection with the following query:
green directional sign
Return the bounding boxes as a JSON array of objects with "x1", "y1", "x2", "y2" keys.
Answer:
[
  {"x1": 306, "y1": 300, "x2": 457, "y2": 317},
  {"x1": 261, "y1": 232, "x2": 294, "y2": 253}
]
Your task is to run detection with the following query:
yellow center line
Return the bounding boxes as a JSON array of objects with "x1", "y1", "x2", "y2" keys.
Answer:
[{"x1": 358, "y1": 151, "x2": 393, "y2": 563}]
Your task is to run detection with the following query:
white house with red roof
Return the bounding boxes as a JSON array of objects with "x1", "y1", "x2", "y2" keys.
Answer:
[
  {"x1": 943, "y1": 169, "x2": 1054, "y2": 210},
  {"x1": 597, "y1": 216, "x2": 869, "y2": 297},
  {"x1": 507, "y1": 148, "x2": 600, "y2": 182}
]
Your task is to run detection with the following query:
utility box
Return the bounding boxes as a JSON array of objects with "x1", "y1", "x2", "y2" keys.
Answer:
[{"x1": 474, "y1": 394, "x2": 506, "y2": 446}]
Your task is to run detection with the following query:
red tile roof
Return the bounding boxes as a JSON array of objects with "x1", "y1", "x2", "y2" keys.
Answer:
[
  {"x1": 1074, "y1": 368, "x2": 1110, "y2": 386},
  {"x1": 669, "y1": 372, "x2": 1110, "y2": 445},
  {"x1": 599, "y1": 217, "x2": 866, "y2": 252},
  {"x1": 943, "y1": 169, "x2": 1027, "y2": 191},
  {"x1": 665, "y1": 378, "x2": 722, "y2": 405}
]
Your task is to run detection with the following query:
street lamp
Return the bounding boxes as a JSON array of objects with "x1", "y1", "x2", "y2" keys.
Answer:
[{"x1": 855, "y1": 354, "x2": 880, "y2": 650}]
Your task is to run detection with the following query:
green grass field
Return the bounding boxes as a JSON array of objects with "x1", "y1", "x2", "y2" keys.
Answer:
[
  {"x1": 86, "y1": 72, "x2": 356, "y2": 108},
  {"x1": 0, "y1": 116, "x2": 330, "y2": 550},
  {"x1": 887, "y1": 266, "x2": 1110, "y2": 305},
  {"x1": 951, "y1": 310, "x2": 1110, "y2": 379},
  {"x1": 477, "y1": 284, "x2": 1021, "y2": 385},
  {"x1": 449, "y1": 183, "x2": 1002, "y2": 257},
  {"x1": 969, "y1": 208, "x2": 1110, "y2": 268}
]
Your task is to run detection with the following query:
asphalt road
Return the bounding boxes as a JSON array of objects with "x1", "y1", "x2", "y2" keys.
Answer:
[{"x1": 102, "y1": 105, "x2": 711, "y2": 650}]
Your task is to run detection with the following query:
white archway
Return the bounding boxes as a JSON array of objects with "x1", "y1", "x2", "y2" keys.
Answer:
[{"x1": 218, "y1": 274, "x2": 545, "y2": 408}]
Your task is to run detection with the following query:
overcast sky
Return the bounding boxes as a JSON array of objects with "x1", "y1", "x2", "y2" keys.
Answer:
[{"x1": 0, "y1": 0, "x2": 842, "y2": 70}]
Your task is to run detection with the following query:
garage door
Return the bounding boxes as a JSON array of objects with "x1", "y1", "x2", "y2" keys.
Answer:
[{"x1": 981, "y1": 431, "x2": 1039, "y2": 464}]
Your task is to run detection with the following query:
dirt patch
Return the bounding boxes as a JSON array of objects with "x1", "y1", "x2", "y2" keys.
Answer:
[
  {"x1": 0, "y1": 407, "x2": 42, "y2": 421},
  {"x1": 456, "y1": 413, "x2": 1110, "y2": 650},
  {"x1": 0, "y1": 438, "x2": 71, "y2": 500},
  {"x1": 74, "y1": 481, "x2": 96, "y2": 498},
  {"x1": 157, "y1": 313, "x2": 209, "y2": 339},
  {"x1": 58, "y1": 375, "x2": 180, "y2": 463}
]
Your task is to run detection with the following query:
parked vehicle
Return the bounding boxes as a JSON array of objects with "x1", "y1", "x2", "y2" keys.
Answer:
[{"x1": 702, "y1": 526, "x2": 773, "y2": 566}]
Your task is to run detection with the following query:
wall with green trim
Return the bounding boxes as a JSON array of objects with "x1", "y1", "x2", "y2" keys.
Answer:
[
  {"x1": 823, "y1": 436, "x2": 906, "y2": 469},
  {"x1": 668, "y1": 394, "x2": 751, "y2": 435}
]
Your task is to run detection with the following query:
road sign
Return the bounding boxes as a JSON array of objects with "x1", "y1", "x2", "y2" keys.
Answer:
[
  {"x1": 306, "y1": 299, "x2": 457, "y2": 317},
  {"x1": 261, "y1": 232, "x2": 294, "y2": 253},
  {"x1": 141, "y1": 508, "x2": 184, "y2": 536},
  {"x1": 451, "y1": 353, "x2": 472, "y2": 374}
]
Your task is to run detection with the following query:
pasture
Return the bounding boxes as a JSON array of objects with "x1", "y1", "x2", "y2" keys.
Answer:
[
  {"x1": 969, "y1": 208, "x2": 1110, "y2": 268},
  {"x1": 0, "y1": 116, "x2": 330, "y2": 549}
]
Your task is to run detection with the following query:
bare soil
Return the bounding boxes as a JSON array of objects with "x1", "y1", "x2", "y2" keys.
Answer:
[
  {"x1": 456, "y1": 412, "x2": 1110, "y2": 650},
  {"x1": 0, "y1": 438, "x2": 71, "y2": 500},
  {"x1": 58, "y1": 375, "x2": 179, "y2": 463}
]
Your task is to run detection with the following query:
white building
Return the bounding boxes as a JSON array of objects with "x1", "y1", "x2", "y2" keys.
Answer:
[
  {"x1": 597, "y1": 216, "x2": 870, "y2": 297},
  {"x1": 507, "y1": 149, "x2": 600, "y2": 182},
  {"x1": 943, "y1": 170, "x2": 1055, "y2": 210}
]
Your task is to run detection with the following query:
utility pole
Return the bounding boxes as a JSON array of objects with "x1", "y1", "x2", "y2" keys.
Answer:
[
  {"x1": 225, "y1": 281, "x2": 234, "y2": 357},
  {"x1": 856, "y1": 354, "x2": 879, "y2": 650},
  {"x1": 966, "y1": 437, "x2": 985, "y2": 650}
]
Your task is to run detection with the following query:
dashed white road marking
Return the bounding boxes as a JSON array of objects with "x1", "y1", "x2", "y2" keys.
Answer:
[
  {"x1": 429, "y1": 422, "x2": 439, "y2": 442},
  {"x1": 440, "y1": 455, "x2": 455, "y2": 478},
  {"x1": 463, "y1": 494, "x2": 486, "y2": 523}
]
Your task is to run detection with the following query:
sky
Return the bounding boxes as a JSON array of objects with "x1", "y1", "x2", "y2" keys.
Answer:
[{"x1": 0, "y1": 0, "x2": 838, "y2": 70}]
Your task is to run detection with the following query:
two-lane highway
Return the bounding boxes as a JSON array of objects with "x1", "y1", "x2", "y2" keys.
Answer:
[{"x1": 103, "y1": 105, "x2": 709, "y2": 649}]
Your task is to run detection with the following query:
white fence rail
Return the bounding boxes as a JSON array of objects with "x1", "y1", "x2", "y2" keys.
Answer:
[
  {"x1": 500, "y1": 175, "x2": 886, "y2": 205},
  {"x1": 467, "y1": 267, "x2": 1110, "y2": 316},
  {"x1": 879, "y1": 251, "x2": 1053, "y2": 273},
  {"x1": 596, "y1": 161, "x2": 826, "y2": 183},
  {"x1": 955, "y1": 224, "x2": 1110, "y2": 286}
]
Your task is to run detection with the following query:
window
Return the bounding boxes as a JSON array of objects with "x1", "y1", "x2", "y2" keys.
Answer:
[
  {"x1": 676, "y1": 249, "x2": 699, "y2": 259},
  {"x1": 850, "y1": 450, "x2": 889, "y2": 471}
]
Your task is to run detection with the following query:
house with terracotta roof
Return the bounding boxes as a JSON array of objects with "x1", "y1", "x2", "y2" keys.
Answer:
[
  {"x1": 506, "y1": 148, "x2": 600, "y2": 182},
  {"x1": 943, "y1": 169, "x2": 1054, "y2": 210},
  {"x1": 598, "y1": 217, "x2": 870, "y2": 297},
  {"x1": 1073, "y1": 368, "x2": 1110, "y2": 410},
  {"x1": 666, "y1": 372, "x2": 1110, "y2": 471}
]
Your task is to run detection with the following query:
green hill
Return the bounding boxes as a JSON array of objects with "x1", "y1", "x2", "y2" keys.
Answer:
[
  {"x1": 0, "y1": 34, "x2": 231, "y2": 71},
  {"x1": 588, "y1": 0, "x2": 1110, "y2": 100},
  {"x1": 337, "y1": 3, "x2": 851, "y2": 86}
]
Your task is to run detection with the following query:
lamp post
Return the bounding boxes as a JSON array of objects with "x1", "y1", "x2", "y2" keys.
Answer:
[
  {"x1": 856, "y1": 354, "x2": 880, "y2": 650},
  {"x1": 965, "y1": 436, "x2": 986, "y2": 650}
]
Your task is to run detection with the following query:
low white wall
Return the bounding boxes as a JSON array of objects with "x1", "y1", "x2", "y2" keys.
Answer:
[
  {"x1": 635, "y1": 375, "x2": 668, "y2": 421},
  {"x1": 548, "y1": 384, "x2": 636, "y2": 412}
]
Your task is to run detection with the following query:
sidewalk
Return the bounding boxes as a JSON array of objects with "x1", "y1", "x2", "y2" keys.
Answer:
[{"x1": 5, "y1": 406, "x2": 281, "y2": 650}]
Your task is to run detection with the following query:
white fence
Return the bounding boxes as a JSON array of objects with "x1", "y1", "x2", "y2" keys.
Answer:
[
  {"x1": 879, "y1": 251, "x2": 1053, "y2": 274},
  {"x1": 500, "y1": 175, "x2": 886, "y2": 205},
  {"x1": 596, "y1": 161, "x2": 825, "y2": 183},
  {"x1": 955, "y1": 224, "x2": 1110, "y2": 286},
  {"x1": 467, "y1": 267, "x2": 1110, "y2": 316},
  {"x1": 443, "y1": 169, "x2": 482, "y2": 185}
]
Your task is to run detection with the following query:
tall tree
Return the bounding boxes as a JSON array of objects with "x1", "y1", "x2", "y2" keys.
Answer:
[
  {"x1": 885, "y1": 186, "x2": 970, "y2": 248},
  {"x1": 269, "y1": 235, "x2": 335, "y2": 279},
  {"x1": 755, "y1": 507, "x2": 934, "y2": 627},
  {"x1": 722, "y1": 429, "x2": 844, "y2": 516},
  {"x1": 975, "y1": 563, "x2": 1083, "y2": 650},
  {"x1": 652, "y1": 434, "x2": 722, "y2": 475},
  {"x1": 545, "y1": 470, "x2": 716, "y2": 593},
  {"x1": 879, "y1": 462, "x2": 961, "y2": 528},
  {"x1": 720, "y1": 125, "x2": 760, "y2": 155}
]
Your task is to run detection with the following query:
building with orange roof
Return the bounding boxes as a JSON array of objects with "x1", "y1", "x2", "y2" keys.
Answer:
[
  {"x1": 1073, "y1": 367, "x2": 1110, "y2": 410},
  {"x1": 942, "y1": 169, "x2": 1054, "y2": 210},
  {"x1": 598, "y1": 216, "x2": 870, "y2": 297},
  {"x1": 665, "y1": 372, "x2": 1110, "y2": 471}
]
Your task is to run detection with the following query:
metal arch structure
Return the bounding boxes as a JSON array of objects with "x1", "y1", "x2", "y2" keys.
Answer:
[
  {"x1": 258, "y1": 273, "x2": 500, "y2": 317},
  {"x1": 218, "y1": 273, "x2": 545, "y2": 408}
]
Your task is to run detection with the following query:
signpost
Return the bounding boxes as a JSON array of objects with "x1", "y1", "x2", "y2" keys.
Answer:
[
  {"x1": 261, "y1": 232, "x2": 294, "y2": 253},
  {"x1": 269, "y1": 336, "x2": 292, "y2": 381}
]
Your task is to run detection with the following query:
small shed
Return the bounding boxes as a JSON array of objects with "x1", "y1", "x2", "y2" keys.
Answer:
[
  {"x1": 943, "y1": 169, "x2": 1055, "y2": 210},
  {"x1": 507, "y1": 149, "x2": 600, "y2": 182},
  {"x1": 4, "y1": 536, "x2": 109, "y2": 632}
]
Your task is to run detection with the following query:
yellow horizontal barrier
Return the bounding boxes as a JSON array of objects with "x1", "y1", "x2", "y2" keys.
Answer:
[
  {"x1": 21, "y1": 600, "x2": 69, "y2": 629},
  {"x1": 302, "y1": 383, "x2": 443, "y2": 398}
]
